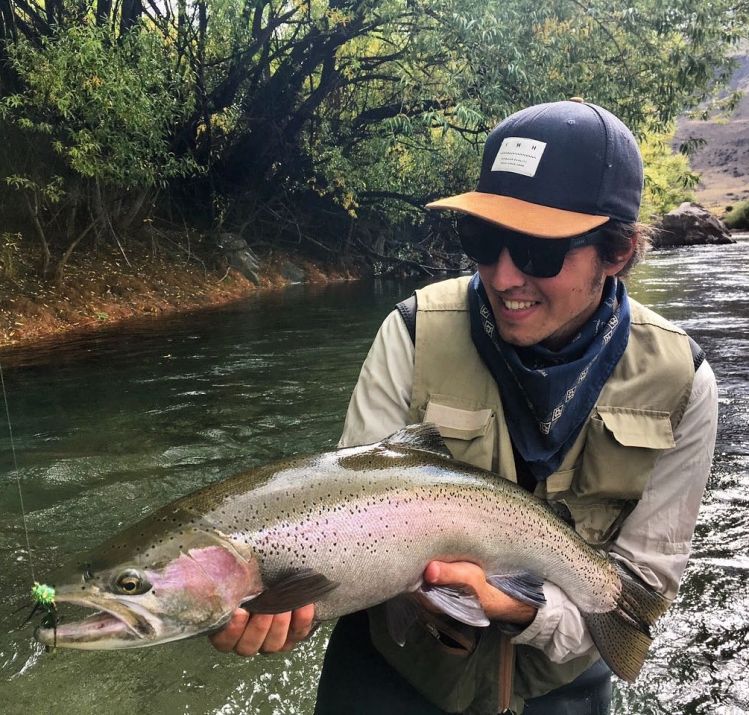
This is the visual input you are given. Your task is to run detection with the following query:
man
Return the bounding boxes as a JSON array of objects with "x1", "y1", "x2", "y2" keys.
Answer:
[{"x1": 211, "y1": 99, "x2": 718, "y2": 714}]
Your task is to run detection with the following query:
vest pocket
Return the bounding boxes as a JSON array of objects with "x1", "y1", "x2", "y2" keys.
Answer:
[
  {"x1": 544, "y1": 407, "x2": 675, "y2": 547},
  {"x1": 422, "y1": 397, "x2": 497, "y2": 471},
  {"x1": 368, "y1": 604, "x2": 502, "y2": 713},
  {"x1": 576, "y1": 406, "x2": 675, "y2": 499}
]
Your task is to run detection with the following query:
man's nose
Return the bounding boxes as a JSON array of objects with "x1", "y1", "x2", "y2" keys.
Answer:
[{"x1": 483, "y1": 247, "x2": 527, "y2": 291}]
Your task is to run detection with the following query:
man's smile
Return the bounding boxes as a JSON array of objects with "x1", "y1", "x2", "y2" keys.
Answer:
[{"x1": 501, "y1": 298, "x2": 539, "y2": 312}]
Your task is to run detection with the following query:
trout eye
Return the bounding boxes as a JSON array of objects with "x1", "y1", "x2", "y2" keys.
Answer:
[{"x1": 113, "y1": 569, "x2": 151, "y2": 595}]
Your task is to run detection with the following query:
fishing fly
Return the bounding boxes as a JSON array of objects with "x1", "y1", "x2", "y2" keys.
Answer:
[
  {"x1": 1, "y1": 360, "x2": 58, "y2": 646},
  {"x1": 24, "y1": 583, "x2": 58, "y2": 647}
]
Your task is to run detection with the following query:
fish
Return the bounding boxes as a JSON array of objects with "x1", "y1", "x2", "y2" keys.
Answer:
[{"x1": 35, "y1": 423, "x2": 669, "y2": 682}]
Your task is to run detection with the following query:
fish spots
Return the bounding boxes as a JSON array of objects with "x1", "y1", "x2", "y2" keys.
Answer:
[{"x1": 70, "y1": 463, "x2": 613, "y2": 632}]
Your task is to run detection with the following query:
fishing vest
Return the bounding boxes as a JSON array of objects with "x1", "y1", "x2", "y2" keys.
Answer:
[{"x1": 369, "y1": 275, "x2": 695, "y2": 714}]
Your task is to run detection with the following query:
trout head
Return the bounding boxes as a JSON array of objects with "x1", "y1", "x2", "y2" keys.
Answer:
[{"x1": 35, "y1": 508, "x2": 262, "y2": 650}]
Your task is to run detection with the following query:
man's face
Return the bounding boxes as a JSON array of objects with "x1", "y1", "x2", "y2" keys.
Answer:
[{"x1": 477, "y1": 244, "x2": 625, "y2": 350}]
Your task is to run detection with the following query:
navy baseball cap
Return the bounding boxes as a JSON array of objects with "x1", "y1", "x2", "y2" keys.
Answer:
[{"x1": 426, "y1": 99, "x2": 643, "y2": 238}]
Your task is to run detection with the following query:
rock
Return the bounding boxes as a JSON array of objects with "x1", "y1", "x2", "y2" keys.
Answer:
[
  {"x1": 281, "y1": 261, "x2": 306, "y2": 283},
  {"x1": 216, "y1": 232, "x2": 261, "y2": 285},
  {"x1": 652, "y1": 202, "x2": 735, "y2": 247}
]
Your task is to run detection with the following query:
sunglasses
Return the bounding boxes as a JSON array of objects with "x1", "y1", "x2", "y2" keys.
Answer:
[{"x1": 457, "y1": 215, "x2": 607, "y2": 278}]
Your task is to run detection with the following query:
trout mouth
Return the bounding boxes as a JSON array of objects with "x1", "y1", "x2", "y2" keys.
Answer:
[{"x1": 35, "y1": 596, "x2": 158, "y2": 649}]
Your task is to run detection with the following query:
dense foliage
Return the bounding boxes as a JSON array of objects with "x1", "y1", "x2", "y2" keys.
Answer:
[
  {"x1": 0, "y1": 0, "x2": 746, "y2": 278},
  {"x1": 724, "y1": 199, "x2": 749, "y2": 230},
  {"x1": 639, "y1": 131, "x2": 699, "y2": 221},
  {"x1": 0, "y1": 25, "x2": 195, "y2": 279}
]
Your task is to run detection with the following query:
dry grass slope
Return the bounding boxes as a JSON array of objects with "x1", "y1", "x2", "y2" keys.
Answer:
[{"x1": 675, "y1": 53, "x2": 749, "y2": 213}]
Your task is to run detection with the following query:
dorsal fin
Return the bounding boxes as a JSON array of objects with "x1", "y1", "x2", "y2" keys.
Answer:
[{"x1": 382, "y1": 423, "x2": 452, "y2": 459}]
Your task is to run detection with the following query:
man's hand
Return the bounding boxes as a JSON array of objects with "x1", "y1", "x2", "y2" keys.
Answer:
[
  {"x1": 423, "y1": 561, "x2": 537, "y2": 626},
  {"x1": 209, "y1": 605, "x2": 316, "y2": 656}
]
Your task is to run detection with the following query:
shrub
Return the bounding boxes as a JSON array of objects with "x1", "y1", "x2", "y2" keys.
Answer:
[
  {"x1": 639, "y1": 131, "x2": 698, "y2": 221},
  {"x1": 723, "y1": 199, "x2": 749, "y2": 230}
]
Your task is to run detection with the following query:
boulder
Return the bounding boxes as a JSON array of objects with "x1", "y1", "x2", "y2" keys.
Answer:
[
  {"x1": 281, "y1": 261, "x2": 306, "y2": 283},
  {"x1": 216, "y1": 232, "x2": 261, "y2": 285},
  {"x1": 652, "y1": 202, "x2": 735, "y2": 247}
]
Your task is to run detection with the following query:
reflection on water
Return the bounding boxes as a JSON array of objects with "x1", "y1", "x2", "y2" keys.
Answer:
[{"x1": 0, "y1": 241, "x2": 747, "y2": 714}]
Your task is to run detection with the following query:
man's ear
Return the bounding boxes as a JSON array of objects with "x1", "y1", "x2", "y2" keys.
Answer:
[{"x1": 603, "y1": 235, "x2": 636, "y2": 277}]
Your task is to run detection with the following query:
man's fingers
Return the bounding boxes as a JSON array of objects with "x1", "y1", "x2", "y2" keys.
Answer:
[
  {"x1": 279, "y1": 604, "x2": 316, "y2": 651},
  {"x1": 234, "y1": 612, "x2": 274, "y2": 656},
  {"x1": 208, "y1": 608, "x2": 250, "y2": 652},
  {"x1": 289, "y1": 604, "x2": 316, "y2": 640},
  {"x1": 423, "y1": 561, "x2": 442, "y2": 584},
  {"x1": 423, "y1": 560, "x2": 538, "y2": 623},
  {"x1": 259, "y1": 611, "x2": 292, "y2": 653},
  {"x1": 208, "y1": 606, "x2": 317, "y2": 657}
]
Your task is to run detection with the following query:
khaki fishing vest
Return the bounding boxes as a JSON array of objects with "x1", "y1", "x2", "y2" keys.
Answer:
[{"x1": 369, "y1": 275, "x2": 695, "y2": 714}]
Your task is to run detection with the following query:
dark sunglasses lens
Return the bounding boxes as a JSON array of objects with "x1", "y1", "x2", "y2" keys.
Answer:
[
  {"x1": 457, "y1": 216, "x2": 570, "y2": 277},
  {"x1": 508, "y1": 239, "x2": 567, "y2": 278},
  {"x1": 457, "y1": 217, "x2": 502, "y2": 264}
]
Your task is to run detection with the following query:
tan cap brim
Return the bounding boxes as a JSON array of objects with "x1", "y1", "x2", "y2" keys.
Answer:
[{"x1": 425, "y1": 192, "x2": 609, "y2": 238}]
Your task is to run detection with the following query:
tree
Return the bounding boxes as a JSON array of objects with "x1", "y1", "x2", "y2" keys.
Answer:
[
  {"x1": 287, "y1": 0, "x2": 748, "y2": 265},
  {"x1": 0, "y1": 0, "x2": 746, "y2": 277},
  {"x1": 0, "y1": 23, "x2": 196, "y2": 282}
]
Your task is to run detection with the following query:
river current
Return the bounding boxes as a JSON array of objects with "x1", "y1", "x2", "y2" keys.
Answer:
[{"x1": 0, "y1": 238, "x2": 747, "y2": 714}]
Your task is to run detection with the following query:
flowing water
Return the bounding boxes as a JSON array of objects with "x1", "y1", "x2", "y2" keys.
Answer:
[{"x1": 0, "y1": 239, "x2": 747, "y2": 714}]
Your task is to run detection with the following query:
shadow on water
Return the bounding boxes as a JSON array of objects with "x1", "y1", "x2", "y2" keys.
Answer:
[{"x1": 0, "y1": 241, "x2": 748, "y2": 714}]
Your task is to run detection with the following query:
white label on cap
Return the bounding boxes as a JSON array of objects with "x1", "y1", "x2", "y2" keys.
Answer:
[{"x1": 491, "y1": 137, "x2": 547, "y2": 177}]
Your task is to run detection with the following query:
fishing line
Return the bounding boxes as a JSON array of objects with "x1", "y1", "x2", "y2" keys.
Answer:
[
  {"x1": 0, "y1": 360, "x2": 37, "y2": 584},
  {"x1": 1, "y1": 359, "x2": 58, "y2": 641}
]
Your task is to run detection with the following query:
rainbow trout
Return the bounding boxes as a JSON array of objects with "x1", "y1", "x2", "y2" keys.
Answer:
[{"x1": 35, "y1": 424, "x2": 668, "y2": 681}]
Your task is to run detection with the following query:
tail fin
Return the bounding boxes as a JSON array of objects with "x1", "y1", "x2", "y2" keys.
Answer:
[{"x1": 585, "y1": 562, "x2": 671, "y2": 682}]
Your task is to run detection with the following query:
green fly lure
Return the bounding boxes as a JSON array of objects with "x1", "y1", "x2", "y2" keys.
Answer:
[{"x1": 26, "y1": 582, "x2": 58, "y2": 647}]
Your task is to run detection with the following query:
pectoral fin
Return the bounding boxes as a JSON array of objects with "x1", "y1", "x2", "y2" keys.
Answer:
[
  {"x1": 419, "y1": 584, "x2": 490, "y2": 627},
  {"x1": 241, "y1": 569, "x2": 338, "y2": 613},
  {"x1": 487, "y1": 573, "x2": 546, "y2": 609},
  {"x1": 416, "y1": 572, "x2": 545, "y2": 628}
]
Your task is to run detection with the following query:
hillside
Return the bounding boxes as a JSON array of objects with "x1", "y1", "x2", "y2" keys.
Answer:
[{"x1": 675, "y1": 53, "x2": 749, "y2": 212}]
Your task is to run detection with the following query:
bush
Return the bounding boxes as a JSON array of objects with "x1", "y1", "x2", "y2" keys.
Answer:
[
  {"x1": 1, "y1": 24, "x2": 196, "y2": 188},
  {"x1": 639, "y1": 131, "x2": 698, "y2": 221},
  {"x1": 723, "y1": 199, "x2": 749, "y2": 230}
]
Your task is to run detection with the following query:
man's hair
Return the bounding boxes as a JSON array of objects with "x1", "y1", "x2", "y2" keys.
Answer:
[{"x1": 595, "y1": 221, "x2": 652, "y2": 278}]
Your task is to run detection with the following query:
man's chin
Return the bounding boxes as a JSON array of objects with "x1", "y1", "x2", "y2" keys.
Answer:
[{"x1": 495, "y1": 322, "x2": 542, "y2": 348}]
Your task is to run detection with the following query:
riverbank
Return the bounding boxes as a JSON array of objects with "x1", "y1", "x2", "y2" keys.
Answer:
[
  {"x1": 0, "y1": 241, "x2": 356, "y2": 350},
  {"x1": 5, "y1": 230, "x2": 745, "y2": 352}
]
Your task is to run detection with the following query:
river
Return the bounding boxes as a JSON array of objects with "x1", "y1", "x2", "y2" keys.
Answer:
[{"x1": 0, "y1": 238, "x2": 747, "y2": 714}]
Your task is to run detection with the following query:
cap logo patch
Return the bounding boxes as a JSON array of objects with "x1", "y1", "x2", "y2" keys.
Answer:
[{"x1": 491, "y1": 137, "x2": 547, "y2": 177}]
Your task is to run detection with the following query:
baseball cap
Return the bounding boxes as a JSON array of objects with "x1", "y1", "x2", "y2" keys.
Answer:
[{"x1": 426, "y1": 99, "x2": 643, "y2": 238}]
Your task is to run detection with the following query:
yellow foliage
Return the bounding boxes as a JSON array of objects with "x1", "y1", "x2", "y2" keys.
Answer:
[
  {"x1": 639, "y1": 130, "x2": 698, "y2": 220},
  {"x1": 84, "y1": 75, "x2": 103, "y2": 90}
]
